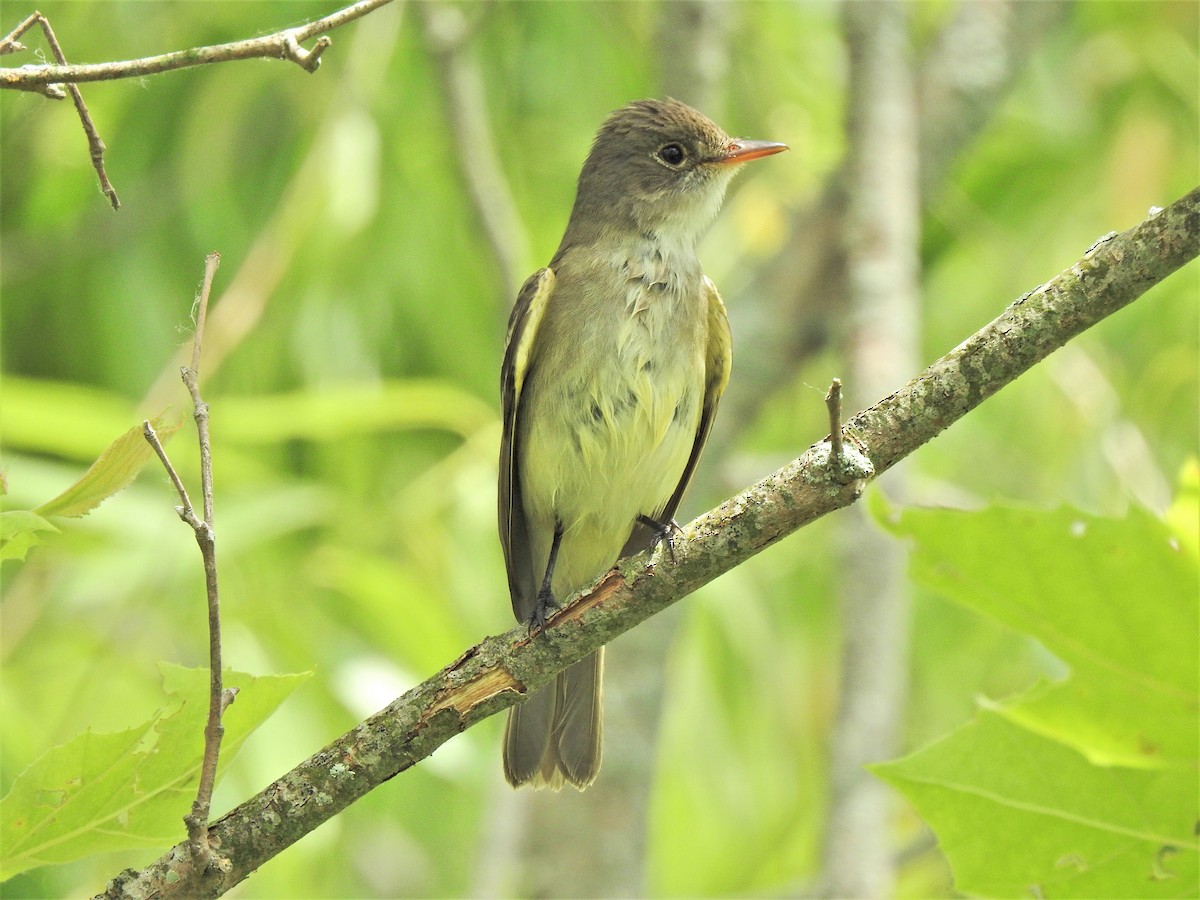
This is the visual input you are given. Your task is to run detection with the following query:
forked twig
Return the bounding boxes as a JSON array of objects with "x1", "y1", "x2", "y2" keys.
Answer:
[
  {"x1": 143, "y1": 252, "x2": 232, "y2": 868},
  {"x1": 2, "y1": 11, "x2": 119, "y2": 208}
]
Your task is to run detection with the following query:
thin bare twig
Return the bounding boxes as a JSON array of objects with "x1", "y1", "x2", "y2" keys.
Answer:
[
  {"x1": 0, "y1": 0, "x2": 391, "y2": 87},
  {"x1": 3, "y1": 12, "x2": 119, "y2": 207},
  {"x1": 2, "y1": 16, "x2": 75, "y2": 101},
  {"x1": 142, "y1": 421, "x2": 200, "y2": 529},
  {"x1": 181, "y1": 253, "x2": 225, "y2": 865},
  {"x1": 0, "y1": 23, "x2": 26, "y2": 54},
  {"x1": 185, "y1": 253, "x2": 220, "y2": 527},
  {"x1": 826, "y1": 378, "x2": 844, "y2": 463},
  {"x1": 189, "y1": 255, "x2": 217, "y2": 377},
  {"x1": 144, "y1": 253, "x2": 230, "y2": 869},
  {"x1": 0, "y1": 14, "x2": 61, "y2": 96}
]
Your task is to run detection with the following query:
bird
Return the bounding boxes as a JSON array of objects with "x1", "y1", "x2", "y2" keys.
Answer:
[{"x1": 498, "y1": 98, "x2": 787, "y2": 789}]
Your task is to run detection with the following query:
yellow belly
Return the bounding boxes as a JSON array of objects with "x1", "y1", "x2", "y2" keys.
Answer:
[{"x1": 520, "y1": 313, "x2": 705, "y2": 597}]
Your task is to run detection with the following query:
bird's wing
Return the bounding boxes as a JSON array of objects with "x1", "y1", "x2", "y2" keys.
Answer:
[
  {"x1": 499, "y1": 266, "x2": 556, "y2": 620},
  {"x1": 657, "y1": 275, "x2": 733, "y2": 526}
]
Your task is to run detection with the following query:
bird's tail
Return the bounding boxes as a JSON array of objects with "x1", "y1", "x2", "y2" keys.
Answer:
[{"x1": 503, "y1": 649, "x2": 603, "y2": 790}]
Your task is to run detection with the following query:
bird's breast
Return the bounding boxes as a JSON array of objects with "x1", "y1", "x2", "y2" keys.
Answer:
[{"x1": 518, "y1": 247, "x2": 709, "y2": 582}]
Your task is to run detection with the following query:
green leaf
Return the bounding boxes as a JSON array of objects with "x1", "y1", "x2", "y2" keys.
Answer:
[
  {"x1": 882, "y1": 504, "x2": 1197, "y2": 767},
  {"x1": 873, "y1": 710, "x2": 1198, "y2": 899},
  {"x1": 0, "y1": 665, "x2": 310, "y2": 881},
  {"x1": 876, "y1": 503, "x2": 1200, "y2": 896},
  {"x1": 34, "y1": 413, "x2": 183, "y2": 519},
  {"x1": 0, "y1": 510, "x2": 59, "y2": 562}
]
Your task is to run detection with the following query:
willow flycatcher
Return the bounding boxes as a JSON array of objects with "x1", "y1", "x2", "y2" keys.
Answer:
[{"x1": 499, "y1": 98, "x2": 787, "y2": 789}]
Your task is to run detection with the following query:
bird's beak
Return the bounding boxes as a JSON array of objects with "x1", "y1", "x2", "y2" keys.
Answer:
[{"x1": 714, "y1": 139, "x2": 789, "y2": 165}]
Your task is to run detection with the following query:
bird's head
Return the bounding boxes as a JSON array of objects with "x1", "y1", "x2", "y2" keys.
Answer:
[{"x1": 567, "y1": 98, "x2": 788, "y2": 248}]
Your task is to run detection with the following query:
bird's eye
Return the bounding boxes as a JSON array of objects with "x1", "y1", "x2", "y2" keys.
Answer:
[{"x1": 657, "y1": 143, "x2": 687, "y2": 166}]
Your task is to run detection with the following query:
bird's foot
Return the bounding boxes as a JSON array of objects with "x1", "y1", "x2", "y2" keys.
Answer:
[
  {"x1": 638, "y1": 514, "x2": 682, "y2": 564},
  {"x1": 526, "y1": 587, "x2": 560, "y2": 634}
]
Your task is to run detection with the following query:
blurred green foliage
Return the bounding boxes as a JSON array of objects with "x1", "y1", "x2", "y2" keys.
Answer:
[{"x1": 1, "y1": 1, "x2": 1196, "y2": 896}]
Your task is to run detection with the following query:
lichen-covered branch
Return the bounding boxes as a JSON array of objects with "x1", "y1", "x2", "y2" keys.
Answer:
[
  {"x1": 99, "y1": 188, "x2": 1198, "y2": 899},
  {"x1": 847, "y1": 191, "x2": 1198, "y2": 476}
]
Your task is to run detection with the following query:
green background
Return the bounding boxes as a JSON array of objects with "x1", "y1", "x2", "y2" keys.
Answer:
[{"x1": 1, "y1": 1, "x2": 1196, "y2": 896}]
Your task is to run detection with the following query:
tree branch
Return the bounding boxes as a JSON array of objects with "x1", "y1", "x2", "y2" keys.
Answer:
[
  {"x1": 99, "y1": 188, "x2": 1198, "y2": 899},
  {"x1": 0, "y1": 0, "x2": 392, "y2": 87},
  {"x1": 826, "y1": 378, "x2": 844, "y2": 463}
]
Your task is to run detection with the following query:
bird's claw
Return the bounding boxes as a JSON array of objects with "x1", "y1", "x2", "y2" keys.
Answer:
[
  {"x1": 639, "y1": 514, "x2": 682, "y2": 564},
  {"x1": 526, "y1": 588, "x2": 560, "y2": 634}
]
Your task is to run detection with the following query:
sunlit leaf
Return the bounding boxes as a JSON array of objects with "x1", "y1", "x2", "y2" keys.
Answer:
[
  {"x1": 881, "y1": 504, "x2": 1197, "y2": 766},
  {"x1": 0, "y1": 665, "x2": 310, "y2": 881},
  {"x1": 874, "y1": 710, "x2": 1198, "y2": 899},
  {"x1": 34, "y1": 414, "x2": 183, "y2": 519},
  {"x1": 875, "y1": 503, "x2": 1200, "y2": 896}
]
